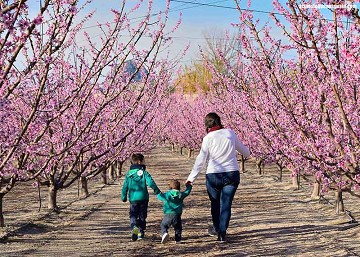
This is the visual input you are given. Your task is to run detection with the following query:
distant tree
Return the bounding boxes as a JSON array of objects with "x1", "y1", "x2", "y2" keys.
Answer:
[
  {"x1": 175, "y1": 62, "x2": 211, "y2": 94},
  {"x1": 202, "y1": 28, "x2": 239, "y2": 67},
  {"x1": 175, "y1": 29, "x2": 239, "y2": 95}
]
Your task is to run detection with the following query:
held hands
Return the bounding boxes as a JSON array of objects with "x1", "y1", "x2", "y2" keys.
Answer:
[{"x1": 185, "y1": 180, "x2": 193, "y2": 187}]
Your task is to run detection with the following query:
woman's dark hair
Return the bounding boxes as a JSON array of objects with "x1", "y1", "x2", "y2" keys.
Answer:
[{"x1": 205, "y1": 112, "x2": 223, "y2": 130}]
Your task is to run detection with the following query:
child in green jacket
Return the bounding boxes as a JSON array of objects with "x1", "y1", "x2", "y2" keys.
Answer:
[
  {"x1": 121, "y1": 153, "x2": 161, "y2": 241},
  {"x1": 157, "y1": 179, "x2": 192, "y2": 244}
]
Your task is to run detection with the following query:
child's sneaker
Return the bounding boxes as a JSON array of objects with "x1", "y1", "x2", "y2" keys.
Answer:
[
  {"x1": 131, "y1": 227, "x2": 139, "y2": 241},
  {"x1": 137, "y1": 232, "x2": 144, "y2": 240},
  {"x1": 161, "y1": 232, "x2": 169, "y2": 244}
]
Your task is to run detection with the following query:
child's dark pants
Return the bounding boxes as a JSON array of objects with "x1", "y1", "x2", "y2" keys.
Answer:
[
  {"x1": 129, "y1": 200, "x2": 148, "y2": 234},
  {"x1": 161, "y1": 213, "x2": 182, "y2": 242}
]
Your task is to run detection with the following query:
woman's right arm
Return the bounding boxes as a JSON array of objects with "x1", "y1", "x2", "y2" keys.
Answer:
[{"x1": 186, "y1": 137, "x2": 209, "y2": 183}]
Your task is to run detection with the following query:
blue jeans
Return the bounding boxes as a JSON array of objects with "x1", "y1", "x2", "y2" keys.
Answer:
[
  {"x1": 161, "y1": 214, "x2": 182, "y2": 242},
  {"x1": 206, "y1": 171, "x2": 240, "y2": 236},
  {"x1": 129, "y1": 200, "x2": 148, "y2": 233}
]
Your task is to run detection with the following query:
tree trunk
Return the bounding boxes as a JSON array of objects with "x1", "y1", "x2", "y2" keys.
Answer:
[
  {"x1": 187, "y1": 149, "x2": 193, "y2": 158},
  {"x1": 292, "y1": 174, "x2": 300, "y2": 190},
  {"x1": 276, "y1": 161, "x2": 283, "y2": 182},
  {"x1": 0, "y1": 175, "x2": 17, "y2": 226},
  {"x1": 335, "y1": 190, "x2": 345, "y2": 214},
  {"x1": 180, "y1": 147, "x2": 183, "y2": 155},
  {"x1": 0, "y1": 194, "x2": 4, "y2": 227},
  {"x1": 171, "y1": 143, "x2": 175, "y2": 152},
  {"x1": 256, "y1": 159, "x2": 264, "y2": 175},
  {"x1": 101, "y1": 167, "x2": 107, "y2": 185},
  {"x1": 240, "y1": 155, "x2": 246, "y2": 173},
  {"x1": 80, "y1": 176, "x2": 89, "y2": 197},
  {"x1": 48, "y1": 183, "x2": 58, "y2": 210},
  {"x1": 116, "y1": 161, "x2": 124, "y2": 177},
  {"x1": 311, "y1": 181, "x2": 321, "y2": 200},
  {"x1": 108, "y1": 164, "x2": 115, "y2": 181}
]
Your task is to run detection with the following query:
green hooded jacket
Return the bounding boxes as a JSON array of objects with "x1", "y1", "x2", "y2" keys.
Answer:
[
  {"x1": 157, "y1": 185, "x2": 192, "y2": 214},
  {"x1": 121, "y1": 164, "x2": 161, "y2": 203}
]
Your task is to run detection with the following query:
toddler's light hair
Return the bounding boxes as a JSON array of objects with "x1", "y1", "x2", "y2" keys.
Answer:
[{"x1": 168, "y1": 179, "x2": 180, "y2": 190}]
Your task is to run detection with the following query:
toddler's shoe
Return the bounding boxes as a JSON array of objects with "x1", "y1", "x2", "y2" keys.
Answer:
[
  {"x1": 131, "y1": 226, "x2": 139, "y2": 241},
  {"x1": 161, "y1": 232, "x2": 169, "y2": 244}
]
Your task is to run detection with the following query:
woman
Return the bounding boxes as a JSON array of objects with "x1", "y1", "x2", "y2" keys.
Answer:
[{"x1": 186, "y1": 112, "x2": 250, "y2": 243}]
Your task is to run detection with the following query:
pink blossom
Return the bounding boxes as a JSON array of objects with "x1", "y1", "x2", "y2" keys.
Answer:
[
  {"x1": 33, "y1": 15, "x2": 43, "y2": 25},
  {"x1": 18, "y1": 19, "x2": 30, "y2": 30}
]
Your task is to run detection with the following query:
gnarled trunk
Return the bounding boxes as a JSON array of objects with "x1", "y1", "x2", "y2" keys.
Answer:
[
  {"x1": 80, "y1": 176, "x2": 89, "y2": 197},
  {"x1": 240, "y1": 155, "x2": 246, "y2": 173},
  {"x1": 292, "y1": 174, "x2": 300, "y2": 190},
  {"x1": 0, "y1": 194, "x2": 4, "y2": 227},
  {"x1": 101, "y1": 167, "x2": 107, "y2": 185},
  {"x1": 276, "y1": 161, "x2": 284, "y2": 181},
  {"x1": 0, "y1": 176, "x2": 17, "y2": 226},
  {"x1": 47, "y1": 169, "x2": 60, "y2": 211},
  {"x1": 48, "y1": 183, "x2": 58, "y2": 210},
  {"x1": 187, "y1": 149, "x2": 193, "y2": 158},
  {"x1": 256, "y1": 159, "x2": 264, "y2": 175},
  {"x1": 116, "y1": 161, "x2": 124, "y2": 177},
  {"x1": 311, "y1": 181, "x2": 321, "y2": 200},
  {"x1": 108, "y1": 164, "x2": 115, "y2": 181},
  {"x1": 335, "y1": 190, "x2": 345, "y2": 214}
]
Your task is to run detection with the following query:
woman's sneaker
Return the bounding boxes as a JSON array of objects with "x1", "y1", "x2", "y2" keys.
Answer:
[
  {"x1": 217, "y1": 234, "x2": 227, "y2": 243},
  {"x1": 161, "y1": 233, "x2": 169, "y2": 244},
  {"x1": 208, "y1": 226, "x2": 218, "y2": 237}
]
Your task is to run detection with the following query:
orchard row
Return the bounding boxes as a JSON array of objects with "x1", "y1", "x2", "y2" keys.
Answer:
[{"x1": 1, "y1": 0, "x2": 359, "y2": 227}]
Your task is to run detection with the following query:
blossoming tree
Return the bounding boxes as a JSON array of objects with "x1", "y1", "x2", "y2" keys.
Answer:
[{"x1": 0, "y1": 0, "x2": 182, "y2": 225}]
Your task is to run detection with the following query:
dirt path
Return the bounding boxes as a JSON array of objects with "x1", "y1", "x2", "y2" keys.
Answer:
[{"x1": 0, "y1": 146, "x2": 359, "y2": 256}]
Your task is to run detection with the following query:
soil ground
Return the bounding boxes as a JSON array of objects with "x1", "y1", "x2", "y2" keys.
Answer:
[{"x1": 0, "y1": 146, "x2": 359, "y2": 257}]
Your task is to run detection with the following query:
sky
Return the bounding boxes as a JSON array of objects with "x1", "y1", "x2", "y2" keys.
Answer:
[
  {"x1": 165, "y1": 0, "x2": 274, "y2": 61},
  {"x1": 27, "y1": 0, "x2": 359, "y2": 65},
  {"x1": 74, "y1": 0, "x2": 280, "y2": 65},
  {"x1": 159, "y1": 0, "x2": 277, "y2": 64},
  {"x1": 148, "y1": 0, "x2": 359, "y2": 64}
]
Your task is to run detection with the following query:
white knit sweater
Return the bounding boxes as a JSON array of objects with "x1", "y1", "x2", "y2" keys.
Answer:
[{"x1": 187, "y1": 128, "x2": 250, "y2": 183}]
